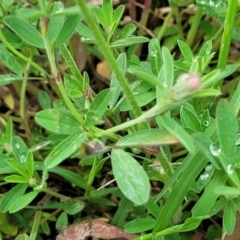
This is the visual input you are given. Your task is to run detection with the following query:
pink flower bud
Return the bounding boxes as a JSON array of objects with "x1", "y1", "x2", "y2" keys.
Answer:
[{"x1": 171, "y1": 73, "x2": 201, "y2": 100}]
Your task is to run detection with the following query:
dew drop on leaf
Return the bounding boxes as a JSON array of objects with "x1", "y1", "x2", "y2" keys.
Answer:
[
  {"x1": 205, "y1": 164, "x2": 213, "y2": 171},
  {"x1": 15, "y1": 143, "x2": 20, "y2": 149},
  {"x1": 199, "y1": 172, "x2": 210, "y2": 181},
  {"x1": 227, "y1": 165, "x2": 234, "y2": 174},
  {"x1": 20, "y1": 154, "x2": 26, "y2": 163},
  {"x1": 150, "y1": 50, "x2": 157, "y2": 57},
  {"x1": 209, "y1": 144, "x2": 221, "y2": 156},
  {"x1": 203, "y1": 120, "x2": 209, "y2": 127}
]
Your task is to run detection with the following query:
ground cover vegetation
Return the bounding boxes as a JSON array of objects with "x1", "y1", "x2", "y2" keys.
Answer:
[{"x1": 0, "y1": 0, "x2": 240, "y2": 239}]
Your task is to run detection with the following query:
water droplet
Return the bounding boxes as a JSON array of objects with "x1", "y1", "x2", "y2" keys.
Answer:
[
  {"x1": 15, "y1": 143, "x2": 20, "y2": 149},
  {"x1": 203, "y1": 120, "x2": 209, "y2": 127},
  {"x1": 163, "y1": 81, "x2": 168, "y2": 88},
  {"x1": 20, "y1": 154, "x2": 26, "y2": 163},
  {"x1": 199, "y1": 172, "x2": 210, "y2": 181},
  {"x1": 205, "y1": 164, "x2": 213, "y2": 171},
  {"x1": 150, "y1": 50, "x2": 157, "y2": 57},
  {"x1": 209, "y1": 144, "x2": 221, "y2": 156},
  {"x1": 56, "y1": 7, "x2": 63, "y2": 13},
  {"x1": 81, "y1": 37, "x2": 90, "y2": 41},
  {"x1": 227, "y1": 165, "x2": 234, "y2": 174}
]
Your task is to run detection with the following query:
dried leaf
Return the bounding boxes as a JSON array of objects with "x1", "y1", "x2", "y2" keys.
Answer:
[
  {"x1": 96, "y1": 60, "x2": 111, "y2": 82},
  {"x1": 56, "y1": 219, "x2": 138, "y2": 240}
]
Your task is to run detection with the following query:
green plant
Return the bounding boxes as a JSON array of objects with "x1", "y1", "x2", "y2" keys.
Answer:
[{"x1": 0, "y1": 0, "x2": 240, "y2": 239}]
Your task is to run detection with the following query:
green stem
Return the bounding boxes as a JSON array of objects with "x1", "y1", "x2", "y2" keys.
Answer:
[
  {"x1": 30, "y1": 211, "x2": 42, "y2": 240},
  {"x1": 75, "y1": 0, "x2": 142, "y2": 118},
  {"x1": 102, "y1": 99, "x2": 182, "y2": 135},
  {"x1": 44, "y1": 188, "x2": 69, "y2": 200},
  {"x1": 57, "y1": 78, "x2": 85, "y2": 125},
  {"x1": 217, "y1": 0, "x2": 238, "y2": 70},
  {"x1": 186, "y1": 7, "x2": 203, "y2": 47},
  {"x1": 41, "y1": 18, "x2": 58, "y2": 77},
  {"x1": 156, "y1": 151, "x2": 174, "y2": 182},
  {"x1": 0, "y1": 29, "x2": 48, "y2": 77},
  {"x1": 59, "y1": 44, "x2": 85, "y2": 88},
  {"x1": 20, "y1": 61, "x2": 31, "y2": 120},
  {"x1": 136, "y1": 1, "x2": 151, "y2": 55},
  {"x1": 170, "y1": 3, "x2": 184, "y2": 40},
  {"x1": 157, "y1": 9, "x2": 174, "y2": 41}
]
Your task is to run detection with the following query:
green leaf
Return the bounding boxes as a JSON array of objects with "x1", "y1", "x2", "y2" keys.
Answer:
[
  {"x1": 76, "y1": 22, "x2": 95, "y2": 42},
  {"x1": 56, "y1": 212, "x2": 68, "y2": 230},
  {"x1": 216, "y1": 100, "x2": 237, "y2": 159},
  {"x1": 144, "y1": 197, "x2": 161, "y2": 218},
  {"x1": 128, "y1": 65, "x2": 164, "y2": 89},
  {"x1": 38, "y1": 90, "x2": 52, "y2": 109},
  {"x1": 153, "y1": 216, "x2": 208, "y2": 237},
  {"x1": 218, "y1": 153, "x2": 240, "y2": 187},
  {"x1": 160, "y1": 115, "x2": 195, "y2": 153},
  {"x1": 0, "y1": 183, "x2": 27, "y2": 212},
  {"x1": 180, "y1": 106, "x2": 201, "y2": 132},
  {"x1": 192, "y1": 171, "x2": 228, "y2": 217},
  {"x1": 201, "y1": 109, "x2": 211, "y2": 131},
  {"x1": 2, "y1": 0, "x2": 14, "y2": 6},
  {"x1": 112, "y1": 4, "x2": 124, "y2": 24},
  {"x1": 201, "y1": 64, "x2": 239, "y2": 88},
  {"x1": 208, "y1": 198, "x2": 226, "y2": 217},
  {"x1": 198, "y1": 40, "x2": 212, "y2": 57},
  {"x1": 35, "y1": 109, "x2": 82, "y2": 134},
  {"x1": 55, "y1": 14, "x2": 82, "y2": 46},
  {"x1": 159, "y1": 46, "x2": 174, "y2": 88},
  {"x1": 177, "y1": 40, "x2": 193, "y2": 61},
  {"x1": 148, "y1": 38, "x2": 161, "y2": 75},
  {"x1": 85, "y1": 89, "x2": 110, "y2": 128},
  {"x1": 110, "y1": 36, "x2": 149, "y2": 48},
  {"x1": 124, "y1": 218, "x2": 155, "y2": 233},
  {"x1": 50, "y1": 6, "x2": 81, "y2": 17},
  {"x1": 0, "y1": 45, "x2": 23, "y2": 76},
  {"x1": 64, "y1": 74, "x2": 83, "y2": 96},
  {"x1": 15, "y1": 233, "x2": 31, "y2": 240},
  {"x1": 117, "y1": 23, "x2": 136, "y2": 39},
  {"x1": 1, "y1": 28, "x2": 22, "y2": 47},
  {"x1": 111, "y1": 149, "x2": 150, "y2": 205},
  {"x1": 116, "y1": 129, "x2": 178, "y2": 148},
  {"x1": 102, "y1": 0, "x2": 113, "y2": 23},
  {"x1": 120, "y1": 92, "x2": 155, "y2": 111},
  {"x1": 9, "y1": 191, "x2": 39, "y2": 213},
  {"x1": 193, "y1": 133, "x2": 220, "y2": 169},
  {"x1": 47, "y1": 1, "x2": 65, "y2": 41},
  {"x1": 223, "y1": 200, "x2": 236, "y2": 235},
  {"x1": 109, "y1": 53, "x2": 126, "y2": 109},
  {"x1": 11, "y1": 136, "x2": 28, "y2": 163},
  {"x1": 0, "y1": 212, "x2": 18, "y2": 236},
  {"x1": 0, "y1": 74, "x2": 23, "y2": 86},
  {"x1": 3, "y1": 16, "x2": 44, "y2": 48},
  {"x1": 4, "y1": 175, "x2": 29, "y2": 183},
  {"x1": 44, "y1": 133, "x2": 85, "y2": 169},
  {"x1": 17, "y1": 8, "x2": 45, "y2": 19},
  {"x1": 61, "y1": 200, "x2": 84, "y2": 215},
  {"x1": 26, "y1": 152, "x2": 34, "y2": 178},
  {"x1": 49, "y1": 166, "x2": 87, "y2": 189},
  {"x1": 6, "y1": 159, "x2": 28, "y2": 178},
  {"x1": 92, "y1": 7, "x2": 107, "y2": 28},
  {"x1": 215, "y1": 185, "x2": 240, "y2": 197}
]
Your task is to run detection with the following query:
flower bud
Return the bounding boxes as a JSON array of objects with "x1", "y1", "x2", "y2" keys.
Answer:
[{"x1": 171, "y1": 73, "x2": 201, "y2": 100}]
